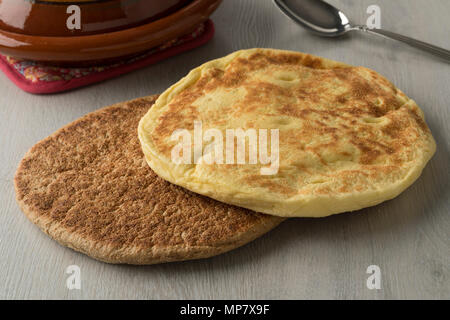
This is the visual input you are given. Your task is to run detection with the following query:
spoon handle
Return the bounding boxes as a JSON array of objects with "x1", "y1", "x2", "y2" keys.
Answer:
[{"x1": 356, "y1": 26, "x2": 450, "y2": 62}]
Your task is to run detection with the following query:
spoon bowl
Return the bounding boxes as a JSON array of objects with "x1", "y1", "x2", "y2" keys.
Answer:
[{"x1": 274, "y1": 0, "x2": 355, "y2": 37}]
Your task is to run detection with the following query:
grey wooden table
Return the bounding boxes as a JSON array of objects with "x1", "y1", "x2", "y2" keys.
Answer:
[{"x1": 0, "y1": 0, "x2": 448, "y2": 300}]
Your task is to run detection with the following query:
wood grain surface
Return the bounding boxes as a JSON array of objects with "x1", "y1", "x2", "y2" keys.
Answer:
[{"x1": 0, "y1": 0, "x2": 448, "y2": 299}]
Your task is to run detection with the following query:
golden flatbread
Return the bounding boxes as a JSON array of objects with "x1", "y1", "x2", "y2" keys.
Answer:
[{"x1": 139, "y1": 49, "x2": 436, "y2": 217}]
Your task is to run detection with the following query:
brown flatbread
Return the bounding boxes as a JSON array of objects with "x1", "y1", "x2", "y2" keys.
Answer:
[{"x1": 14, "y1": 95, "x2": 284, "y2": 265}]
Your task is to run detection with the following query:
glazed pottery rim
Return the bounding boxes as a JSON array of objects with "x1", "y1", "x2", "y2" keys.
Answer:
[
  {"x1": 0, "y1": 0, "x2": 210, "y2": 41},
  {"x1": 0, "y1": 0, "x2": 192, "y2": 37},
  {"x1": 0, "y1": 0, "x2": 221, "y2": 62}
]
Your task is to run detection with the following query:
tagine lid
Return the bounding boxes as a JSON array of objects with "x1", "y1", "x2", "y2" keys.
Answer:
[
  {"x1": 0, "y1": 0, "x2": 222, "y2": 65},
  {"x1": 0, "y1": 0, "x2": 192, "y2": 37}
]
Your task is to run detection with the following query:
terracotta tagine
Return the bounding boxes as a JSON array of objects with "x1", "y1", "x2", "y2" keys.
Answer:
[{"x1": 0, "y1": 0, "x2": 222, "y2": 65}]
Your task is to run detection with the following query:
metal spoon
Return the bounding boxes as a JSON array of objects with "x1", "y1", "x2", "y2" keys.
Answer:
[{"x1": 274, "y1": 0, "x2": 450, "y2": 62}]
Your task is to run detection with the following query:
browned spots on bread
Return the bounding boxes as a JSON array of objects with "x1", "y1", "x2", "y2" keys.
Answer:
[
  {"x1": 382, "y1": 117, "x2": 404, "y2": 138},
  {"x1": 301, "y1": 54, "x2": 324, "y2": 69},
  {"x1": 145, "y1": 49, "x2": 434, "y2": 201},
  {"x1": 407, "y1": 106, "x2": 428, "y2": 133},
  {"x1": 246, "y1": 51, "x2": 322, "y2": 69},
  {"x1": 14, "y1": 95, "x2": 283, "y2": 264},
  {"x1": 242, "y1": 175, "x2": 297, "y2": 196}
]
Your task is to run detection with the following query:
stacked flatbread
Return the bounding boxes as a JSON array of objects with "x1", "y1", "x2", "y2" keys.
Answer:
[{"x1": 15, "y1": 49, "x2": 435, "y2": 264}]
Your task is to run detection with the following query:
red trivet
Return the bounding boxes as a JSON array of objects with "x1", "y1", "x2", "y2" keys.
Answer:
[{"x1": 0, "y1": 20, "x2": 214, "y2": 94}]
